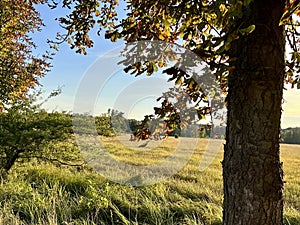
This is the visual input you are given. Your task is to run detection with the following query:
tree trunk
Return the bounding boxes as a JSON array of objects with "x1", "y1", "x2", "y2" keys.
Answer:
[
  {"x1": 0, "y1": 151, "x2": 19, "y2": 179},
  {"x1": 223, "y1": 1, "x2": 285, "y2": 224}
]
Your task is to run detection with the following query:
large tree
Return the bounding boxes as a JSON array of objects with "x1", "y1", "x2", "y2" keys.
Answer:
[{"x1": 48, "y1": 0, "x2": 300, "y2": 224}]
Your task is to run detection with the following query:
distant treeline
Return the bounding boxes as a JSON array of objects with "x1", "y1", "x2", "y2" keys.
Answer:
[
  {"x1": 280, "y1": 127, "x2": 300, "y2": 144},
  {"x1": 73, "y1": 110, "x2": 300, "y2": 143},
  {"x1": 73, "y1": 109, "x2": 226, "y2": 139}
]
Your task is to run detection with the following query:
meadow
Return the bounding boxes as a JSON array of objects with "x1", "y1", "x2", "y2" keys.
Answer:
[{"x1": 0, "y1": 136, "x2": 299, "y2": 225}]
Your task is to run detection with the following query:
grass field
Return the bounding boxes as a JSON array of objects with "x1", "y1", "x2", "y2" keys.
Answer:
[{"x1": 0, "y1": 136, "x2": 299, "y2": 225}]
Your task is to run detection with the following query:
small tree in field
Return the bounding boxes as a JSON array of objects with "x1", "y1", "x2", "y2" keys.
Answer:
[{"x1": 0, "y1": 91, "x2": 81, "y2": 178}]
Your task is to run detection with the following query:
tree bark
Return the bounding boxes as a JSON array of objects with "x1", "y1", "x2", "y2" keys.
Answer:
[
  {"x1": 0, "y1": 150, "x2": 19, "y2": 179},
  {"x1": 223, "y1": 1, "x2": 285, "y2": 224}
]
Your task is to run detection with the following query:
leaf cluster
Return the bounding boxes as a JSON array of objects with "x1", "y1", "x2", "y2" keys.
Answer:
[{"x1": 48, "y1": 0, "x2": 119, "y2": 54}]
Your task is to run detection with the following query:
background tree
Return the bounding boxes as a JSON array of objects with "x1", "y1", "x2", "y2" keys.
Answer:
[
  {"x1": 108, "y1": 109, "x2": 130, "y2": 134},
  {"x1": 281, "y1": 127, "x2": 300, "y2": 144},
  {"x1": 47, "y1": 0, "x2": 300, "y2": 224},
  {"x1": 0, "y1": 0, "x2": 52, "y2": 110}
]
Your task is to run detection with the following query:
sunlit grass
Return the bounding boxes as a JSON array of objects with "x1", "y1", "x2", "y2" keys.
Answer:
[
  {"x1": 281, "y1": 144, "x2": 300, "y2": 224},
  {"x1": 0, "y1": 137, "x2": 298, "y2": 224}
]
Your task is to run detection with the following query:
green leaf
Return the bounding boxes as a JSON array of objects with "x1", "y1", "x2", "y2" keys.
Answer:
[
  {"x1": 175, "y1": 76, "x2": 182, "y2": 86},
  {"x1": 239, "y1": 25, "x2": 256, "y2": 35}
]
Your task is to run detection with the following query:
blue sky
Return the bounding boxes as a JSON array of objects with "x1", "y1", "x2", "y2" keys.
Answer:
[{"x1": 32, "y1": 4, "x2": 300, "y2": 129}]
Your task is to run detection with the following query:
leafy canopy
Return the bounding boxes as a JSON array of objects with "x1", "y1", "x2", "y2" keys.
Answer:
[
  {"x1": 2, "y1": 0, "x2": 300, "y2": 115},
  {"x1": 54, "y1": 0, "x2": 300, "y2": 87}
]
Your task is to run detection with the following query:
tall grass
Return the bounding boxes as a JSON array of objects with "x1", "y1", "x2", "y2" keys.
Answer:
[{"x1": 0, "y1": 137, "x2": 298, "y2": 224}]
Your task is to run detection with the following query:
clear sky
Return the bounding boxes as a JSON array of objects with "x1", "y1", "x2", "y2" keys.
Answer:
[{"x1": 33, "y1": 4, "x2": 300, "y2": 129}]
